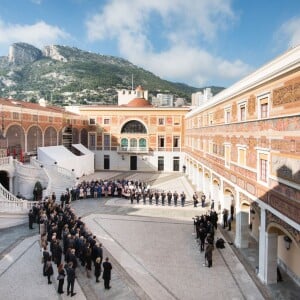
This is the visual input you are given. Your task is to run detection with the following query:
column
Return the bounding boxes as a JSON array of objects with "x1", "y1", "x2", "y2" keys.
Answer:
[
  {"x1": 258, "y1": 207, "x2": 266, "y2": 282},
  {"x1": 265, "y1": 233, "x2": 278, "y2": 284},
  {"x1": 9, "y1": 175, "x2": 14, "y2": 194},
  {"x1": 235, "y1": 193, "x2": 249, "y2": 248},
  {"x1": 218, "y1": 179, "x2": 224, "y2": 212}
]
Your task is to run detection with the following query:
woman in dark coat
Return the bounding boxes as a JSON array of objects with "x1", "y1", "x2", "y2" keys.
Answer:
[
  {"x1": 94, "y1": 257, "x2": 101, "y2": 283},
  {"x1": 57, "y1": 263, "x2": 65, "y2": 294},
  {"x1": 102, "y1": 257, "x2": 112, "y2": 289},
  {"x1": 45, "y1": 257, "x2": 54, "y2": 284}
]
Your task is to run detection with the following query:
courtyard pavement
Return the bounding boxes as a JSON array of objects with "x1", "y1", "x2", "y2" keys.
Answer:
[{"x1": 0, "y1": 172, "x2": 298, "y2": 299}]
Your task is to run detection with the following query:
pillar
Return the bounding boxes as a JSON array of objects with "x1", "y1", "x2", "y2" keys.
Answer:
[
  {"x1": 265, "y1": 233, "x2": 278, "y2": 284},
  {"x1": 258, "y1": 207, "x2": 266, "y2": 282},
  {"x1": 258, "y1": 208, "x2": 278, "y2": 284},
  {"x1": 9, "y1": 175, "x2": 13, "y2": 194},
  {"x1": 235, "y1": 208, "x2": 249, "y2": 248}
]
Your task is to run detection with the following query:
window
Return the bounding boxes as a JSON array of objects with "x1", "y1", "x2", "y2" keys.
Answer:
[
  {"x1": 121, "y1": 138, "x2": 128, "y2": 150},
  {"x1": 89, "y1": 118, "x2": 96, "y2": 125},
  {"x1": 32, "y1": 114, "x2": 38, "y2": 122},
  {"x1": 158, "y1": 156, "x2": 164, "y2": 171},
  {"x1": 158, "y1": 117, "x2": 165, "y2": 125},
  {"x1": 260, "y1": 159, "x2": 268, "y2": 182},
  {"x1": 213, "y1": 143, "x2": 218, "y2": 154},
  {"x1": 225, "y1": 144, "x2": 231, "y2": 168},
  {"x1": 130, "y1": 138, "x2": 137, "y2": 149},
  {"x1": 13, "y1": 112, "x2": 20, "y2": 120},
  {"x1": 158, "y1": 136, "x2": 165, "y2": 148},
  {"x1": 88, "y1": 133, "x2": 96, "y2": 150},
  {"x1": 208, "y1": 113, "x2": 213, "y2": 125},
  {"x1": 261, "y1": 103, "x2": 268, "y2": 118},
  {"x1": 104, "y1": 134, "x2": 110, "y2": 150},
  {"x1": 173, "y1": 136, "x2": 180, "y2": 149},
  {"x1": 258, "y1": 96, "x2": 269, "y2": 119},
  {"x1": 239, "y1": 103, "x2": 246, "y2": 121},
  {"x1": 48, "y1": 116, "x2": 53, "y2": 123},
  {"x1": 139, "y1": 138, "x2": 147, "y2": 149},
  {"x1": 174, "y1": 117, "x2": 180, "y2": 125},
  {"x1": 103, "y1": 118, "x2": 110, "y2": 125},
  {"x1": 238, "y1": 147, "x2": 246, "y2": 166},
  {"x1": 121, "y1": 120, "x2": 147, "y2": 133},
  {"x1": 173, "y1": 156, "x2": 180, "y2": 171},
  {"x1": 224, "y1": 108, "x2": 231, "y2": 124},
  {"x1": 257, "y1": 151, "x2": 269, "y2": 184}
]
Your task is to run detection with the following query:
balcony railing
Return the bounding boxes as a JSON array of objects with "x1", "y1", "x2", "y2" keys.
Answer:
[{"x1": 117, "y1": 146, "x2": 149, "y2": 153}]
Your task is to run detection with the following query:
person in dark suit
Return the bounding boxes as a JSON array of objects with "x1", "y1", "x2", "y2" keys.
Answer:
[
  {"x1": 28, "y1": 209, "x2": 35, "y2": 229},
  {"x1": 173, "y1": 191, "x2": 178, "y2": 206},
  {"x1": 94, "y1": 257, "x2": 101, "y2": 283},
  {"x1": 205, "y1": 241, "x2": 214, "y2": 268},
  {"x1": 102, "y1": 257, "x2": 112, "y2": 289},
  {"x1": 66, "y1": 262, "x2": 76, "y2": 297}
]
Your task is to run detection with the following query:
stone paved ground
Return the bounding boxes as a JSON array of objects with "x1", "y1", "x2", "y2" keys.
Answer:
[{"x1": 0, "y1": 171, "x2": 298, "y2": 299}]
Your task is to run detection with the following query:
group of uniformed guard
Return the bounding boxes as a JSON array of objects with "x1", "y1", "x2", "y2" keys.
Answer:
[{"x1": 129, "y1": 189, "x2": 186, "y2": 207}]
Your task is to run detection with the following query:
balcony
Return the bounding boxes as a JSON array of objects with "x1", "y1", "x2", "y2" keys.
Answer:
[{"x1": 117, "y1": 146, "x2": 149, "y2": 154}]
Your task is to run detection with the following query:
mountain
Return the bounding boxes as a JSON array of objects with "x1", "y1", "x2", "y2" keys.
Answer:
[{"x1": 0, "y1": 43, "x2": 224, "y2": 105}]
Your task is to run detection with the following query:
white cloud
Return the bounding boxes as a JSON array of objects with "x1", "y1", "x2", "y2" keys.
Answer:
[
  {"x1": 276, "y1": 17, "x2": 300, "y2": 48},
  {"x1": 31, "y1": 0, "x2": 43, "y2": 4},
  {"x1": 86, "y1": 0, "x2": 250, "y2": 86},
  {"x1": 0, "y1": 20, "x2": 70, "y2": 54}
]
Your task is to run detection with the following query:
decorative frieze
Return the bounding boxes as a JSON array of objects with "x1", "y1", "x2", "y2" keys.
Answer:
[
  {"x1": 248, "y1": 95, "x2": 256, "y2": 115},
  {"x1": 268, "y1": 192, "x2": 300, "y2": 224},
  {"x1": 272, "y1": 78, "x2": 300, "y2": 107}
]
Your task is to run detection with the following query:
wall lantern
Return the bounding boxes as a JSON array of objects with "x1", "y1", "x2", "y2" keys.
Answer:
[
  {"x1": 122, "y1": 155, "x2": 125, "y2": 160},
  {"x1": 250, "y1": 208, "x2": 255, "y2": 215},
  {"x1": 283, "y1": 236, "x2": 292, "y2": 250}
]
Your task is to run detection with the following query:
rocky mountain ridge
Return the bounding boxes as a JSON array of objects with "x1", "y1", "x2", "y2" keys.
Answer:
[{"x1": 0, "y1": 42, "x2": 224, "y2": 105}]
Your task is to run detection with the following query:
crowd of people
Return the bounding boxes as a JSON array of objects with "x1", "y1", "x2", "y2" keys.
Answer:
[
  {"x1": 29, "y1": 196, "x2": 113, "y2": 296},
  {"x1": 193, "y1": 209, "x2": 219, "y2": 268},
  {"x1": 57, "y1": 178, "x2": 192, "y2": 207}
]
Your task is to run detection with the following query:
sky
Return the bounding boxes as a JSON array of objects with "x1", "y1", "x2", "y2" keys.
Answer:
[{"x1": 0, "y1": 0, "x2": 300, "y2": 88}]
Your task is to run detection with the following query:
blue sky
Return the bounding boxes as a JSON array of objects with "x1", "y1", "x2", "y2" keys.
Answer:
[{"x1": 0, "y1": 0, "x2": 299, "y2": 88}]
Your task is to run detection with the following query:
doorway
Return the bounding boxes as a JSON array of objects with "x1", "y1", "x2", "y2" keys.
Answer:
[
  {"x1": 130, "y1": 156, "x2": 137, "y2": 170},
  {"x1": 104, "y1": 155, "x2": 110, "y2": 170},
  {"x1": 0, "y1": 171, "x2": 9, "y2": 190}
]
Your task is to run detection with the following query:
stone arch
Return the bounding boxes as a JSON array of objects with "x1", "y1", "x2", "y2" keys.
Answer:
[
  {"x1": 265, "y1": 223, "x2": 300, "y2": 284},
  {"x1": 120, "y1": 119, "x2": 147, "y2": 134},
  {"x1": 0, "y1": 170, "x2": 9, "y2": 190},
  {"x1": 203, "y1": 171, "x2": 210, "y2": 196},
  {"x1": 6, "y1": 124, "x2": 25, "y2": 156},
  {"x1": 44, "y1": 126, "x2": 58, "y2": 146},
  {"x1": 211, "y1": 178, "x2": 220, "y2": 210},
  {"x1": 27, "y1": 125, "x2": 43, "y2": 152},
  {"x1": 223, "y1": 188, "x2": 234, "y2": 211}
]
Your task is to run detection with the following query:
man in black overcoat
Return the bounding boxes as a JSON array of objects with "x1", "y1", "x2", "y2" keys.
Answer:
[{"x1": 102, "y1": 257, "x2": 112, "y2": 289}]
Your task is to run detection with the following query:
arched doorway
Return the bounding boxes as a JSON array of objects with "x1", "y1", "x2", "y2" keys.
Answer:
[
  {"x1": 27, "y1": 125, "x2": 43, "y2": 152},
  {"x1": 223, "y1": 188, "x2": 234, "y2": 211},
  {"x1": 0, "y1": 170, "x2": 9, "y2": 190},
  {"x1": 203, "y1": 172, "x2": 210, "y2": 196},
  {"x1": 6, "y1": 124, "x2": 25, "y2": 158},
  {"x1": 212, "y1": 179, "x2": 220, "y2": 211},
  {"x1": 235, "y1": 200, "x2": 251, "y2": 248},
  {"x1": 263, "y1": 224, "x2": 300, "y2": 284},
  {"x1": 44, "y1": 126, "x2": 58, "y2": 146}
]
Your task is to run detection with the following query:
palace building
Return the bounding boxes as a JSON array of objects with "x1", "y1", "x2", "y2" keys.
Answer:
[
  {"x1": 184, "y1": 45, "x2": 300, "y2": 284},
  {"x1": 0, "y1": 45, "x2": 299, "y2": 287}
]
